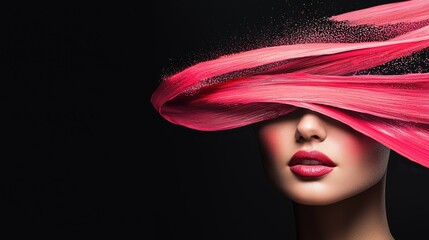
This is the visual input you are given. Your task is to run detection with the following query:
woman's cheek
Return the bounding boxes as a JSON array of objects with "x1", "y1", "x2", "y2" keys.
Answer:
[
  {"x1": 332, "y1": 131, "x2": 390, "y2": 184},
  {"x1": 259, "y1": 126, "x2": 294, "y2": 162}
]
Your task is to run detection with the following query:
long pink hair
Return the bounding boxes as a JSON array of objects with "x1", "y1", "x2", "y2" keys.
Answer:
[{"x1": 151, "y1": 0, "x2": 429, "y2": 168}]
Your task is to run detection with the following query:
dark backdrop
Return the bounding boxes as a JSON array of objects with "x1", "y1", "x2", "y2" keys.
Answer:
[
  {"x1": 149, "y1": 1, "x2": 429, "y2": 240},
  {"x1": 1, "y1": 1, "x2": 428, "y2": 239}
]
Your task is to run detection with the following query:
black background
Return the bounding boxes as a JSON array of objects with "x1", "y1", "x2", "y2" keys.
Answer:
[{"x1": 1, "y1": 1, "x2": 428, "y2": 239}]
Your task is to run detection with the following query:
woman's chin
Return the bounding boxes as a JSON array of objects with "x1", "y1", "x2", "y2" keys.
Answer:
[{"x1": 285, "y1": 188, "x2": 354, "y2": 206}]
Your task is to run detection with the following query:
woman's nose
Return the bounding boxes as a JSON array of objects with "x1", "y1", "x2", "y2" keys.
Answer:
[{"x1": 295, "y1": 111, "x2": 327, "y2": 143}]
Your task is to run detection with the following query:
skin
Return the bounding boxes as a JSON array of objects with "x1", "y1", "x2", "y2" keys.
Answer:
[{"x1": 254, "y1": 108, "x2": 394, "y2": 240}]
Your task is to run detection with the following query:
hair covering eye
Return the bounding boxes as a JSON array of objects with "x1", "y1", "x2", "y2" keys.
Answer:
[{"x1": 151, "y1": 0, "x2": 429, "y2": 168}]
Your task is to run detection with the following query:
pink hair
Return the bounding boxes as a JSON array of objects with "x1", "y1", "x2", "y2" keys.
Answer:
[{"x1": 151, "y1": 0, "x2": 429, "y2": 168}]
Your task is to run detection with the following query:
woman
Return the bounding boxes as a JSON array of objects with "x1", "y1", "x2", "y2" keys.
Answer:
[
  {"x1": 151, "y1": 0, "x2": 429, "y2": 239},
  {"x1": 255, "y1": 108, "x2": 393, "y2": 239}
]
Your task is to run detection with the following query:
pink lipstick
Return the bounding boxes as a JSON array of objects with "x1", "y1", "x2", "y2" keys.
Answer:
[{"x1": 288, "y1": 150, "x2": 336, "y2": 178}]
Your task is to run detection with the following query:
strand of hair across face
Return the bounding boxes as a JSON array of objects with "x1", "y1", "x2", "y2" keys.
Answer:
[
  {"x1": 152, "y1": 27, "x2": 429, "y2": 127},
  {"x1": 151, "y1": 0, "x2": 429, "y2": 168}
]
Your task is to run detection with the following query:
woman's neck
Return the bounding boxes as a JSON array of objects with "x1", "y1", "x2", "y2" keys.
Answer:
[{"x1": 293, "y1": 175, "x2": 393, "y2": 240}]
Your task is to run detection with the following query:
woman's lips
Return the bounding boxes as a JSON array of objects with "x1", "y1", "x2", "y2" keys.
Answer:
[{"x1": 288, "y1": 150, "x2": 336, "y2": 177}]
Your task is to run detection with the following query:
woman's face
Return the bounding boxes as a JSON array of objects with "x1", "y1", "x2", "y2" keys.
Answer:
[{"x1": 255, "y1": 108, "x2": 391, "y2": 205}]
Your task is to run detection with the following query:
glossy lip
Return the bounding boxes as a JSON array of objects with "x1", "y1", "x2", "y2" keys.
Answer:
[{"x1": 288, "y1": 150, "x2": 337, "y2": 177}]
